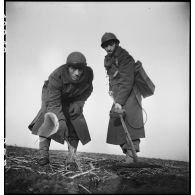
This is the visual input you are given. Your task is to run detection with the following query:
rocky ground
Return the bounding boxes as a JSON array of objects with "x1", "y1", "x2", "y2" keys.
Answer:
[{"x1": 5, "y1": 145, "x2": 190, "y2": 194}]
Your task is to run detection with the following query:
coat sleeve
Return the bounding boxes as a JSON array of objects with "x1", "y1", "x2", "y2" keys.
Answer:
[
  {"x1": 77, "y1": 84, "x2": 93, "y2": 107},
  {"x1": 115, "y1": 52, "x2": 135, "y2": 106},
  {"x1": 46, "y1": 74, "x2": 65, "y2": 121}
]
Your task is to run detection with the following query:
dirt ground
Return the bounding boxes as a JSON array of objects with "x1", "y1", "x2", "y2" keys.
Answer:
[{"x1": 5, "y1": 145, "x2": 190, "y2": 194}]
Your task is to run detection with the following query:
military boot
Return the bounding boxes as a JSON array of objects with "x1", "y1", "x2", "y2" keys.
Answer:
[
  {"x1": 37, "y1": 137, "x2": 51, "y2": 166},
  {"x1": 125, "y1": 149, "x2": 134, "y2": 163}
]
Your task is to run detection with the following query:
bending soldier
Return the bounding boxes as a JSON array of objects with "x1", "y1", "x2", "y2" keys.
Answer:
[{"x1": 28, "y1": 51, "x2": 93, "y2": 166}]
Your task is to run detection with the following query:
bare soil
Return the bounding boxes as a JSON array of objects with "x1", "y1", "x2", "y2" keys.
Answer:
[{"x1": 5, "y1": 145, "x2": 190, "y2": 194}]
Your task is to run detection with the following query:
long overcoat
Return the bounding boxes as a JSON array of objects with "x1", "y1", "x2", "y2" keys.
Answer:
[
  {"x1": 104, "y1": 46, "x2": 145, "y2": 145},
  {"x1": 28, "y1": 64, "x2": 93, "y2": 145}
]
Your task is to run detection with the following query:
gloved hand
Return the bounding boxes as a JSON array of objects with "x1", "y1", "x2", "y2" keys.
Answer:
[{"x1": 69, "y1": 103, "x2": 83, "y2": 119}]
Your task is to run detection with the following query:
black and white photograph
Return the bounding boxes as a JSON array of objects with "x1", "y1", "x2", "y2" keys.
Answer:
[{"x1": 4, "y1": 1, "x2": 190, "y2": 194}]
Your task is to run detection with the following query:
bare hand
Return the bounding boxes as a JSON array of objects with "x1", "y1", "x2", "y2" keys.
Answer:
[
  {"x1": 109, "y1": 91, "x2": 114, "y2": 97},
  {"x1": 114, "y1": 103, "x2": 123, "y2": 113}
]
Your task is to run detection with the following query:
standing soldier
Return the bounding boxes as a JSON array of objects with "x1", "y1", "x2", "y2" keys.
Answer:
[
  {"x1": 28, "y1": 51, "x2": 93, "y2": 167},
  {"x1": 101, "y1": 32, "x2": 145, "y2": 163}
]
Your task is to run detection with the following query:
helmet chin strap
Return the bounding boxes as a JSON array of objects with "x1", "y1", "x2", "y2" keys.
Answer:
[{"x1": 101, "y1": 32, "x2": 120, "y2": 48}]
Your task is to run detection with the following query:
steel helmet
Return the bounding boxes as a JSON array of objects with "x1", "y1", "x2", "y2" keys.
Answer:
[
  {"x1": 101, "y1": 32, "x2": 120, "y2": 48},
  {"x1": 66, "y1": 51, "x2": 87, "y2": 66}
]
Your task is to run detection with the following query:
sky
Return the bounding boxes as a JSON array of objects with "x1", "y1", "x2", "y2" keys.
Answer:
[{"x1": 5, "y1": 2, "x2": 190, "y2": 162}]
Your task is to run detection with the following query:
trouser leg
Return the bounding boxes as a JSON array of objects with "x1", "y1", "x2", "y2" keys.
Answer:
[
  {"x1": 39, "y1": 136, "x2": 51, "y2": 157},
  {"x1": 66, "y1": 123, "x2": 79, "y2": 162},
  {"x1": 120, "y1": 139, "x2": 140, "y2": 154},
  {"x1": 38, "y1": 136, "x2": 51, "y2": 165},
  {"x1": 68, "y1": 139, "x2": 79, "y2": 151},
  {"x1": 120, "y1": 139, "x2": 140, "y2": 163},
  {"x1": 67, "y1": 139, "x2": 79, "y2": 161}
]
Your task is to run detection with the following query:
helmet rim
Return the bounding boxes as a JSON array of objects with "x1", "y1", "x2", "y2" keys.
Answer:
[
  {"x1": 101, "y1": 32, "x2": 120, "y2": 48},
  {"x1": 101, "y1": 38, "x2": 120, "y2": 48}
]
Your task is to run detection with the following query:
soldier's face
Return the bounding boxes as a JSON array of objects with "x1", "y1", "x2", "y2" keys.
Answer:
[
  {"x1": 68, "y1": 67, "x2": 83, "y2": 81},
  {"x1": 104, "y1": 42, "x2": 116, "y2": 54}
]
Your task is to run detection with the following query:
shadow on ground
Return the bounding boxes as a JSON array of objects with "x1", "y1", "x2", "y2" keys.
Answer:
[{"x1": 5, "y1": 145, "x2": 190, "y2": 194}]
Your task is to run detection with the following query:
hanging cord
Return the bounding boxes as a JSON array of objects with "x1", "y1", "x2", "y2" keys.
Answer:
[
  {"x1": 109, "y1": 88, "x2": 148, "y2": 129},
  {"x1": 125, "y1": 88, "x2": 148, "y2": 129},
  {"x1": 125, "y1": 101, "x2": 148, "y2": 129}
]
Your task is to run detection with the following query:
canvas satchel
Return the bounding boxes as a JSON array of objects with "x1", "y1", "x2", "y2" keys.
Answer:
[{"x1": 134, "y1": 60, "x2": 155, "y2": 98}]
